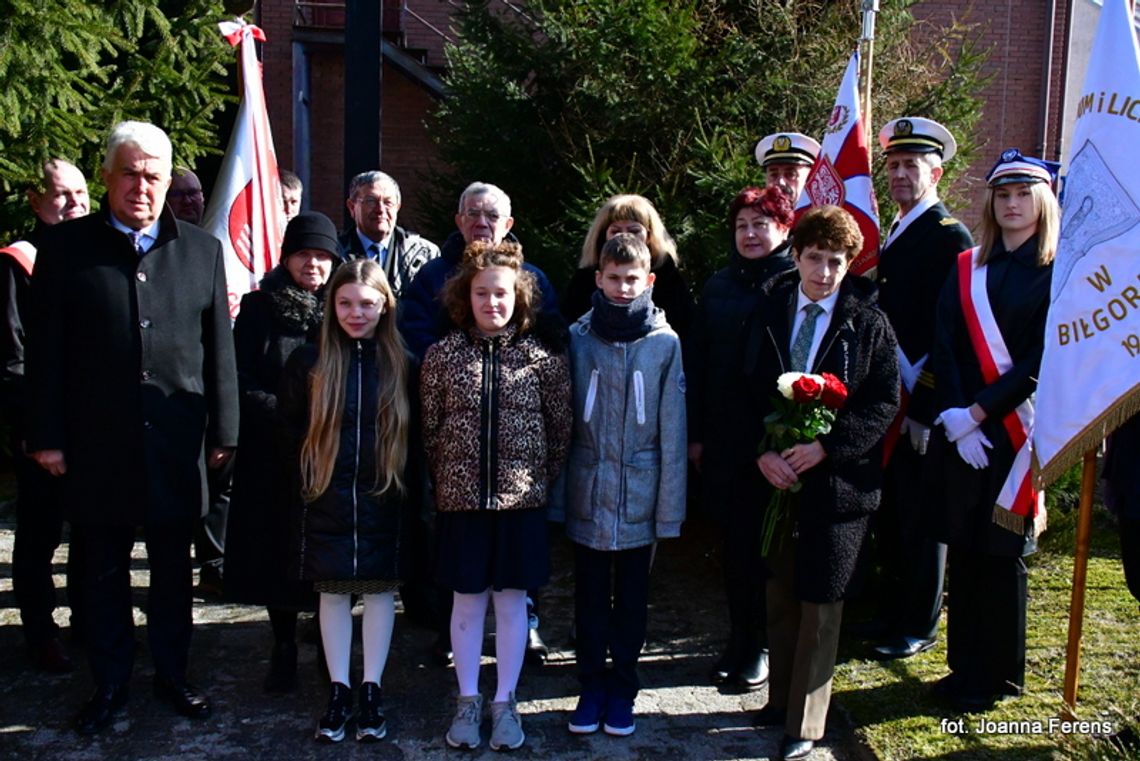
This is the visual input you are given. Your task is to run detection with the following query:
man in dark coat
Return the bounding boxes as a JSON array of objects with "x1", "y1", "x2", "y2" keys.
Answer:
[
  {"x1": 337, "y1": 170, "x2": 440, "y2": 301},
  {"x1": 25, "y1": 121, "x2": 239, "y2": 734},
  {"x1": 2, "y1": 158, "x2": 90, "y2": 674},
  {"x1": 869, "y1": 116, "x2": 974, "y2": 660}
]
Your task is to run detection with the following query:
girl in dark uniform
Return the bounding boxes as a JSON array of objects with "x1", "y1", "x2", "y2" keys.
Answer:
[{"x1": 929, "y1": 149, "x2": 1061, "y2": 712}]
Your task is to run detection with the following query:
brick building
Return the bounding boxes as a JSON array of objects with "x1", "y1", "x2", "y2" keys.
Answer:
[{"x1": 256, "y1": 0, "x2": 1125, "y2": 235}]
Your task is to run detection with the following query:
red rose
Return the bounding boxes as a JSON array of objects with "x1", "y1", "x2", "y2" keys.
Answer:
[
  {"x1": 820, "y1": 373, "x2": 848, "y2": 409},
  {"x1": 791, "y1": 375, "x2": 822, "y2": 404}
]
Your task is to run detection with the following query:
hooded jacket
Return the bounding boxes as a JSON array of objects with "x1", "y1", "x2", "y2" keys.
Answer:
[{"x1": 561, "y1": 296, "x2": 687, "y2": 550}]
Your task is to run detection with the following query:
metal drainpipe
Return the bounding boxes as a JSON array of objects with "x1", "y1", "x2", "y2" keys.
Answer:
[
  {"x1": 1038, "y1": 0, "x2": 1058, "y2": 159},
  {"x1": 292, "y1": 40, "x2": 311, "y2": 211}
]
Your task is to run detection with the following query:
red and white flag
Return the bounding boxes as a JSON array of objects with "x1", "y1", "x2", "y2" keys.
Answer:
[
  {"x1": 797, "y1": 50, "x2": 880, "y2": 276},
  {"x1": 202, "y1": 20, "x2": 284, "y2": 319}
]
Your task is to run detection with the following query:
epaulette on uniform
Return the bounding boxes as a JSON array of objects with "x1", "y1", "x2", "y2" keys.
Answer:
[{"x1": 940, "y1": 217, "x2": 961, "y2": 227}]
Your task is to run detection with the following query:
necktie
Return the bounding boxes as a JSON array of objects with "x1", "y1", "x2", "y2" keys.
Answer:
[
  {"x1": 368, "y1": 243, "x2": 380, "y2": 261},
  {"x1": 128, "y1": 230, "x2": 145, "y2": 256},
  {"x1": 790, "y1": 303, "x2": 824, "y2": 372}
]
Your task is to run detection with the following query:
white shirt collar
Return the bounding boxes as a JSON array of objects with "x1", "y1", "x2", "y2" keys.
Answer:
[
  {"x1": 795, "y1": 283, "x2": 841, "y2": 316},
  {"x1": 108, "y1": 214, "x2": 161, "y2": 248},
  {"x1": 884, "y1": 192, "x2": 939, "y2": 249}
]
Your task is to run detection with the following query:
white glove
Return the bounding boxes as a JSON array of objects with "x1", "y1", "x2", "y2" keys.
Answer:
[
  {"x1": 903, "y1": 417, "x2": 930, "y2": 455},
  {"x1": 955, "y1": 429, "x2": 992, "y2": 470},
  {"x1": 936, "y1": 407, "x2": 980, "y2": 443}
]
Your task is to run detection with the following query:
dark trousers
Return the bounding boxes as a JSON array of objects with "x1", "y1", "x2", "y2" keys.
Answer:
[
  {"x1": 81, "y1": 521, "x2": 195, "y2": 687},
  {"x1": 194, "y1": 456, "x2": 233, "y2": 567},
  {"x1": 946, "y1": 548, "x2": 1027, "y2": 695},
  {"x1": 875, "y1": 443, "x2": 945, "y2": 639},
  {"x1": 574, "y1": 543, "x2": 652, "y2": 700},
  {"x1": 12, "y1": 451, "x2": 84, "y2": 644},
  {"x1": 1119, "y1": 515, "x2": 1140, "y2": 605},
  {"x1": 722, "y1": 483, "x2": 769, "y2": 657}
]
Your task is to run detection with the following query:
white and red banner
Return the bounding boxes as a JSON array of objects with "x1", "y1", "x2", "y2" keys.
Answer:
[
  {"x1": 797, "y1": 50, "x2": 880, "y2": 276},
  {"x1": 202, "y1": 19, "x2": 284, "y2": 319},
  {"x1": 1033, "y1": 0, "x2": 1140, "y2": 485}
]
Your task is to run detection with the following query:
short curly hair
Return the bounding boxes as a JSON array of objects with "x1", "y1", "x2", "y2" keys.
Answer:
[
  {"x1": 441, "y1": 239, "x2": 540, "y2": 335},
  {"x1": 791, "y1": 205, "x2": 864, "y2": 261},
  {"x1": 727, "y1": 186, "x2": 794, "y2": 232}
]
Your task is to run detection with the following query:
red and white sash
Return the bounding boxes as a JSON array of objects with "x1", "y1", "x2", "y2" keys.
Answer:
[
  {"x1": 0, "y1": 240, "x2": 36, "y2": 276},
  {"x1": 957, "y1": 249, "x2": 1042, "y2": 531}
]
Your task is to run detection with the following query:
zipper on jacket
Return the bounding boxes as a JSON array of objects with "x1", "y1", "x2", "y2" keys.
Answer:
[
  {"x1": 352, "y1": 341, "x2": 362, "y2": 576},
  {"x1": 479, "y1": 339, "x2": 501, "y2": 510}
]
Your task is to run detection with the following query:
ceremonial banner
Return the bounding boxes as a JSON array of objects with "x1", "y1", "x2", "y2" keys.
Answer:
[
  {"x1": 1033, "y1": 0, "x2": 1140, "y2": 485},
  {"x1": 798, "y1": 50, "x2": 880, "y2": 276},
  {"x1": 202, "y1": 20, "x2": 284, "y2": 319}
]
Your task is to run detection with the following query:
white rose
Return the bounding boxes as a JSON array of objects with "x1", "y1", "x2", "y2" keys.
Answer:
[{"x1": 776, "y1": 372, "x2": 802, "y2": 400}]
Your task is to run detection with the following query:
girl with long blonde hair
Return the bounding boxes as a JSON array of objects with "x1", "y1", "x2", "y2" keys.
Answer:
[{"x1": 279, "y1": 259, "x2": 414, "y2": 744}]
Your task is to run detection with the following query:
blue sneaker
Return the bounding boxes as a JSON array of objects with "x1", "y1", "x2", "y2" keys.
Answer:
[
  {"x1": 602, "y1": 694, "x2": 635, "y2": 737},
  {"x1": 567, "y1": 690, "x2": 605, "y2": 734}
]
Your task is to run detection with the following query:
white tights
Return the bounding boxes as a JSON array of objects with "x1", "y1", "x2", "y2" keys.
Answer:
[
  {"x1": 318, "y1": 591, "x2": 395, "y2": 686},
  {"x1": 451, "y1": 588, "x2": 528, "y2": 702}
]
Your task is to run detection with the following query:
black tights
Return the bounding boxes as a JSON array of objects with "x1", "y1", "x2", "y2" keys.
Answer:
[{"x1": 268, "y1": 607, "x2": 298, "y2": 644}]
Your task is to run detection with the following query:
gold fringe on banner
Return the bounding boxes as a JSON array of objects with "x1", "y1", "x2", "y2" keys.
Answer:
[
  {"x1": 1034, "y1": 385, "x2": 1140, "y2": 488},
  {"x1": 992, "y1": 503, "x2": 1029, "y2": 536}
]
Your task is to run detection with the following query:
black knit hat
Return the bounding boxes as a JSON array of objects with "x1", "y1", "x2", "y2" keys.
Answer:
[{"x1": 282, "y1": 211, "x2": 339, "y2": 259}]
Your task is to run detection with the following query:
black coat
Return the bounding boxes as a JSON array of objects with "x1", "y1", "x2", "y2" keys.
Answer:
[
  {"x1": 877, "y1": 201, "x2": 973, "y2": 424},
  {"x1": 687, "y1": 245, "x2": 794, "y2": 512},
  {"x1": 563, "y1": 255, "x2": 694, "y2": 339},
  {"x1": 743, "y1": 271, "x2": 900, "y2": 602},
  {"x1": 0, "y1": 221, "x2": 45, "y2": 426},
  {"x1": 279, "y1": 342, "x2": 419, "y2": 582},
  {"x1": 224, "y1": 266, "x2": 324, "y2": 605},
  {"x1": 929, "y1": 237, "x2": 1051, "y2": 557},
  {"x1": 25, "y1": 206, "x2": 239, "y2": 526},
  {"x1": 1104, "y1": 414, "x2": 1140, "y2": 522}
]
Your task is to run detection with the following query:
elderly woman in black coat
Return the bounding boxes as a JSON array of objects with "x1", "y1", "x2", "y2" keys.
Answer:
[
  {"x1": 743, "y1": 206, "x2": 899, "y2": 761},
  {"x1": 687, "y1": 186, "x2": 796, "y2": 690},
  {"x1": 224, "y1": 212, "x2": 340, "y2": 692}
]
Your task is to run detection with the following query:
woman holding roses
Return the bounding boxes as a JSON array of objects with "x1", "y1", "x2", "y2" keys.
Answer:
[
  {"x1": 927, "y1": 150, "x2": 1060, "y2": 713},
  {"x1": 742, "y1": 205, "x2": 899, "y2": 761}
]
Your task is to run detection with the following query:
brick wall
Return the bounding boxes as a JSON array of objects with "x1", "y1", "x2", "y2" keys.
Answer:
[{"x1": 911, "y1": 0, "x2": 1068, "y2": 229}]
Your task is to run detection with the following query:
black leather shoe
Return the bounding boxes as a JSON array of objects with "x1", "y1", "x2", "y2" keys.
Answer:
[
  {"x1": 154, "y1": 676, "x2": 212, "y2": 719},
  {"x1": 525, "y1": 627, "x2": 549, "y2": 666},
  {"x1": 30, "y1": 637, "x2": 75, "y2": 674},
  {"x1": 737, "y1": 650, "x2": 769, "y2": 690},
  {"x1": 779, "y1": 734, "x2": 815, "y2": 760},
  {"x1": 753, "y1": 704, "x2": 787, "y2": 727},
  {"x1": 871, "y1": 635, "x2": 936, "y2": 660},
  {"x1": 75, "y1": 684, "x2": 129, "y2": 735}
]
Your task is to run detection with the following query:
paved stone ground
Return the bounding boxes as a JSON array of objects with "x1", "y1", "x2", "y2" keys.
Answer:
[{"x1": 0, "y1": 509, "x2": 861, "y2": 761}]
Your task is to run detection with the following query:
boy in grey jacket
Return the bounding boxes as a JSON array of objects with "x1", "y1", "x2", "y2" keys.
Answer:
[{"x1": 563, "y1": 233, "x2": 686, "y2": 737}]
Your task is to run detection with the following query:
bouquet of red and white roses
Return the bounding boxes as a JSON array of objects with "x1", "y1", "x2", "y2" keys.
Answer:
[{"x1": 759, "y1": 371, "x2": 848, "y2": 556}]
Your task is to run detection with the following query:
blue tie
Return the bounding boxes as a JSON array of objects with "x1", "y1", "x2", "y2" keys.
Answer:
[
  {"x1": 790, "y1": 303, "x2": 824, "y2": 372},
  {"x1": 368, "y1": 243, "x2": 381, "y2": 263},
  {"x1": 128, "y1": 230, "x2": 145, "y2": 256}
]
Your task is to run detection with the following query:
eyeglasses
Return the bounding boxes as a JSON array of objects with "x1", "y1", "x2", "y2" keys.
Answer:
[
  {"x1": 355, "y1": 196, "x2": 398, "y2": 210},
  {"x1": 462, "y1": 209, "x2": 501, "y2": 223}
]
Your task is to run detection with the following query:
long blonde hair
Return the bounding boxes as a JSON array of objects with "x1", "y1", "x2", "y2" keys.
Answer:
[
  {"x1": 976, "y1": 181, "x2": 1060, "y2": 267},
  {"x1": 300, "y1": 260, "x2": 410, "y2": 501},
  {"x1": 579, "y1": 194, "x2": 678, "y2": 269}
]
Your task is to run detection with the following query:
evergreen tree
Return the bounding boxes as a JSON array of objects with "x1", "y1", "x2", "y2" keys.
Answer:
[
  {"x1": 425, "y1": 0, "x2": 988, "y2": 289},
  {"x1": 0, "y1": 0, "x2": 234, "y2": 238}
]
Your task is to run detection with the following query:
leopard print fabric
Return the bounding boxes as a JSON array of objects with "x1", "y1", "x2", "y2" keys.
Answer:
[{"x1": 421, "y1": 326, "x2": 571, "y2": 512}]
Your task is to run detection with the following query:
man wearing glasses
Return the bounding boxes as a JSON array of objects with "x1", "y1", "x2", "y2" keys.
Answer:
[{"x1": 338, "y1": 170, "x2": 440, "y2": 299}]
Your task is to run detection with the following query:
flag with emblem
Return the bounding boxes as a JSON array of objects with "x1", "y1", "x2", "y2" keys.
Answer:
[
  {"x1": 796, "y1": 50, "x2": 880, "y2": 276},
  {"x1": 1033, "y1": 0, "x2": 1140, "y2": 484},
  {"x1": 202, "y1": 19, "x2": 285, "y2": 319}
]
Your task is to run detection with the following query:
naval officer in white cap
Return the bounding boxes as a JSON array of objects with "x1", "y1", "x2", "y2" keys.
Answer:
[
  {"x1": 869, "y1": 116, "x2": 974, "y2": 662},
  {"x1": 755, "y1": 132, "x2": 821, "y2": 203}
]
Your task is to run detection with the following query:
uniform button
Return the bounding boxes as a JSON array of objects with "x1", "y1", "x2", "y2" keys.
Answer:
[
  {"x1": 141, "y1": 370, "x2": 153, "y2": 381},
  {"x1": 137, "y1": 271, "x2": 148, "y2": 282},
  {"x1": 139, "y1": 319, "x2": 152, "y2": 329},
  {"x1": 143, "y1": 420, "x2": 153, "y2": 430}
]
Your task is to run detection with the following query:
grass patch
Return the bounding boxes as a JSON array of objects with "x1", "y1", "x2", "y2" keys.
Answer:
[{"x1": 834, "y1": 466, "x2": 1140, "y2": 760}]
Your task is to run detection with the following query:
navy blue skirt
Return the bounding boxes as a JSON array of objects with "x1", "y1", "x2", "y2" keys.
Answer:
[{"x1": 435, "y1": 507, "x2": 550, "y2": 593}]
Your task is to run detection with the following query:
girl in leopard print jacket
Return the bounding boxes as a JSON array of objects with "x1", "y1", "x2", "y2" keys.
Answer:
[{"x1": 420, "y1": 239, "x2": 571, "y2": 751}]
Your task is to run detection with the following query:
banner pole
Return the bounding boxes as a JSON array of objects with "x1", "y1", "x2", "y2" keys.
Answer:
[
  {"x1": 860, "y1": 0, "x2": 879, "y2": 167},
  {"x1": 1061, "y1": 448, "x2": 1098, "y2": 719}
]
